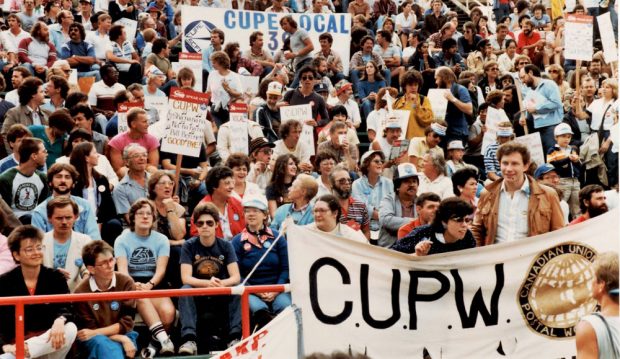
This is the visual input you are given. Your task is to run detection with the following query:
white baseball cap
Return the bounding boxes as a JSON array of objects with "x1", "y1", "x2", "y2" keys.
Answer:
[
  {"x1": 447, "y1": 140, "x2": 465, "y2": 150},
  {"x1": 554, "y1": 123, "x2": 573, "y2": 136},
  {"x1": 266, "y1": 81, "x2": 283, "y2": 96}
]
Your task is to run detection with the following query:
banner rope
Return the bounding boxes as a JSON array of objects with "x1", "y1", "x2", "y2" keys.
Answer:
[{"x1": 240, "y1": 220, "x2": 289, "y2": 287}]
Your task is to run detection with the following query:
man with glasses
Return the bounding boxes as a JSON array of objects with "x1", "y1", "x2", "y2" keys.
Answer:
[
  {"x1": 112, "y1": 143, "x2": 150, "y2": 223},
  {"x1": 58, "y1": 22, "x2": 100, "y2": 80},
  {"x1": 74, "y1": 240, "x2": 139, "y2": 359},
  {"x1": 179, "y1": 203, "x2": 241, "y2": 355},
  {"x1": 472, "y1": 142, "x2": 564, "y2": 246},
  {"x1": 329, "y1": 164, "x2": 370, "y2": 240},
  {"x1": 457, "y1": 22, "x2": 482, "y2": 58},
  {"x1": 0, "y1": 138, "x2": 49, "y2": 224},
  {"x1": 0, "y1": 225, "x2": 77, "y2": 359}
]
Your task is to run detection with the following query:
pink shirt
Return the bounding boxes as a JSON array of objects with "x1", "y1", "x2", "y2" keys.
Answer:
[
  {"x1": 0, "y1": 234, "x2": 17, "y2": 276},
  {"x1": 108, "y1": 131, "x2": 160, "y2": 153}
]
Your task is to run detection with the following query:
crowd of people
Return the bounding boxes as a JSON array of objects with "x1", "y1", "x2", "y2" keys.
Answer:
[{"x1": 0, "y1": 0, "x2": 617, "y2": 356}]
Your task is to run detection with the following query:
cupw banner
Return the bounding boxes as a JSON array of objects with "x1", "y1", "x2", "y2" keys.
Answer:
[
  {"x1": 287, "y1": 210, "x2": 619, "y2": 358},
  {"x1": 181, "y1": 6, "x2": 351, "y2": 74}
]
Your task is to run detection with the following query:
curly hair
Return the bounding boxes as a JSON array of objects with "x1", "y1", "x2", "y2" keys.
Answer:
[{"x1": 127, "y1": 198, "x2": 156, "y2": 232}]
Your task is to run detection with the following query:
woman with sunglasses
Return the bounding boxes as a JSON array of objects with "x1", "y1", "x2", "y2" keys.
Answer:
[
  {"x1": 352, "y1": 150, "x2": 394, "y2": 237},
  {"x1": 114, "y1": 199, "x2": 175, "y2": 356},
  {"x1": 231, "y1": 196, "x2": 290, "y2": 329},
  {"x1": 391, "y1": 197, "x2": 475, "y2": 256},
  {"x1": 478, "y1": 61, "x2": 502, "y2": 99},
  {"x1": 305, "y1": 194, "x2": 368, "y2": 243}
]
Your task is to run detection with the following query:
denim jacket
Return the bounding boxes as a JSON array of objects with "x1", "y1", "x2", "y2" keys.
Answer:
[{"x1": 32, "y1": 195, "x2": 101, "y2": 240}]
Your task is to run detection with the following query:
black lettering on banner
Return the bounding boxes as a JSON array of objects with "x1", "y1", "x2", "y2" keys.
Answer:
[
  {"x1": 360, "y1": 264, "x2": 401, "y2": 329},
  {"x1": 408, "y1": 271, "x2": 450, "y2": 330},
  {"x1": 309, "y1": 257, "x2": 353, "y2": 324},
  {"x1": 452, "y1": 264, "x2": 504, "y2": 328}
]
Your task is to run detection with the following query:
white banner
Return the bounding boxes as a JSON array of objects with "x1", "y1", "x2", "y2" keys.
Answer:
[
  {"x1": 596, "y1": 12, "x2": 618, "y2": 63},
  {"x1": 564, "y1": 14, "x2": 594, "y2": 61},
  {"x1": 288, "y1": 210, "x2": 619, "y2": 358},
  {"x1": 160, "y1": 88, "x2": 210, "y2": 157},
  {"x1": 427, "y1": 89, "x2": 449, "y2": 121},
  {"x1": 213, "y1": 306, "x2": 303, "y2": 359},
  {"x1": 181, "y1": 6, "x2": 351, "y2": 74}
]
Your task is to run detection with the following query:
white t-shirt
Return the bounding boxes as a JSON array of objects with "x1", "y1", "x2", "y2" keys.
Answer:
[
  {"x1": 395, "y1": 12, "x2": 416, "y2": 31},
  {"x1": 273, "y1": 139, "x2": 313, "y2": 164},
  {"x1": 206, "y1": 70, "x2": 242, "y2": 111},
  {"x1": 587, "y1": 98, "x2": 616, "y2": 131},
  {"x1": 88, "y1": 80, "x2": 126, "y2": 107},
  {"x1": 86, "y1": 30, "x2": 112, "y2": 60},
  {"x1": 1, "y1": 29, "x2": 30, "y2": 53}
]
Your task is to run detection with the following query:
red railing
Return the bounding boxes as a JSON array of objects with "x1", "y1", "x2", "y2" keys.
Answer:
[{"x1": 0, "y1": 284, "x2": 289, "y2": 358}]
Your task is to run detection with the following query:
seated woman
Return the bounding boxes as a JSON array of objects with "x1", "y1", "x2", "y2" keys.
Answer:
[
  {"x1": 265, "y1": 154, "x2": 298, "y2": 219},
  {"x1": 271, "y1": 174, "x2": 317, "y2": 231},
  {"x1": 147, "y1": 171, "x2": 186, "y2": 289},
  {"x1": 232, "y1": 196, "x2": 290, "y2": 328},
  {"x1": 391, "y1": 197, "x2": 476, "y2": 256},
  {"x1": 74, "y1": 240, "x2": 139, "y2": 359},
  {"x1": 305, "y1": 194, "x2": 368, "y2": 244},
  {"x1": 226, "y1": 153, "x2": 263, "y2": 200},
  {"x1": 114, "y1": 199, "x2": 175, "y2": 357}
]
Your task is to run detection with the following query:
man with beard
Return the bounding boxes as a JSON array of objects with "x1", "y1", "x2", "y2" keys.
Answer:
[
  {"x1": 378, "y1": 163, "x2": 419, "y2": 247},
  {"x1": 519, "y1": 64, "x2": 563, "y2": 153},
  {"x1": 31, "y1": 163, "x2": 100, "y2": 240},
  {"x1": 329, "y1": 165, "x2": 370, "y2": 240},
  {"x1": 18, "y1": 21, "x2": 57, "y2": 81},
  {"x1": 516, "y1": 19, "x2": 544, "y2": 66},
  {"x1": 255, "y1": 82, "x2": 282, "y2": 143},
  {"x1": 58, "y1": 22, "x2": 100, "y2": 80},
  {"x1": 435, "y1": 66, "x2": 472, "y2": 149},
  {"x1": 587, "y1": 58, "x2": 607, "y2": 88},
  {"x1": 570, "y1": 185, "x2": 609, "y2": 225}
]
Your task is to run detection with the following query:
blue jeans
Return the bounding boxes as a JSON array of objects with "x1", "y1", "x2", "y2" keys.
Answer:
[
  {"x1": 179, "y1": 284, "x2": 241, "y2": 339},
  {"x1": 537, "y1": 124, "x2": 558, "y2": 156},
  {"x1": 361, "y1": 99, "x2": 374, "y2": 121},
  {"x1": 21, "y1": 63, "x2": 46, "y2": 81},
  {"x1": 78, "y1": 64, "x2": 101, "y2": 81},
  {"x1": 289, "y1": 58, "x2": 313, "y2": 89},
  {"x1": 79, "y1": 331, "x2": 139, "y2": 359},
  {"x1": 249, "y1": 292, "x2": 291, "y2": 314},
  {"x1": 493, "y1": 4, "x2": 511, "y2": 22}
]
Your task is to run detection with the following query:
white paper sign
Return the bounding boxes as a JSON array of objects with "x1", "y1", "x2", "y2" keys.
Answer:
[
  {"x1": 597, "y1": 12, "x2": 618, "y2": 63},
  {"x1": 564, "y1": 14, "x2": 594, "y2": 61},
  {"x1": 229, "y1": 103, "x2": 250, "y2": 155},
  {"x1": 377, "y1": 110, "x2": 410, "y2": 140},
  {"x1": 213, "y1": 306, "x2": 303, "y2": 359},
  {"x1": 427, "y1": 89, "x2": 449, "y2": 121},
  {"x1": 287, "y1": 209, "x2": 619, "y2": 358},
  {"x1": 182, "y1": 7, "x2": 352, "y2": 74},
  {"x1": 482, "y1": 106, "x2": 510, "y2": 155},
  {"x1": 145, "y1": 96, "x2": 169, "y2": 125},
  {"x1": 239, "y1": 76, "x2": 260, "y2": 98},
  {"x1": 114, "y1": 18, "x2": 138, "y2": 45},
  {"x1": 514, "y1": 132, "x2": 545, "y2": 166},
  {"x1": 178, "y1": 52, "x2": 203, "y2": 92},
  {"x1": 280, "y1": 104, "x2": 315, "y2": 156},
  {"x1": 160, "y1": 88, "x2": 210, "y2": 157}
]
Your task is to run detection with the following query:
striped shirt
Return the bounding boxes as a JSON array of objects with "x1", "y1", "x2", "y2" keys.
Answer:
[
  {"x1": 339, "y1": 197, "x2": 370, "y2": 232},
  {"x1": 484, "y1": 142, "x2": 502, "y2": 177}
]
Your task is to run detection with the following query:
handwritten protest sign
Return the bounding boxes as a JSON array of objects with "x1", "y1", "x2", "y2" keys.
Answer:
[
  {"x1": 117, "y1": 102, "x2": 144, "y2": 134},
  {"x1": 178, "y1": 52, "x2": 203, "y2": 92},
  {"x1": 597, "y1": 12, "x2": 618, "y2": 63},
  {"x1": 427, "y1": 89, "x2": 449, "y2": 121},
  {"x1": 280, "y1": 104, "x2": 315, "y2": 155},
  {"x1": 161, "y1": 88, "x2": 210, "y2": 157},
  {"x1": 228, "y1": 103, "x2": 250, "y2": 155},
  {"x1": 564, "y1": 14, "x2": 594, "y2": 61},
  {"x1": 514, "y1": 133, "x2": 545, "y2": 166}
]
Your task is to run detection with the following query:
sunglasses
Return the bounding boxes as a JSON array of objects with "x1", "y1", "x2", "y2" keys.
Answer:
[
  {"x1": 301, "y1": 76, "x2": 314, "y2": 81},
  {"x1": 450, "y1": 216, "x2": 473, "y2": 224},
  {"x1": 196, "y1": 220, "x2": 216, "y2": 227},
  {"x1": 337, "y1": 178, "x2": 352, "y2": 184},
  {"x1": 548, "y1": 70, "x2": 559, "y2": 73}
]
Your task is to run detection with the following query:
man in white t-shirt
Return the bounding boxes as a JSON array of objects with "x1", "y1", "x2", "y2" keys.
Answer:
[
  {"x1": 85, "y1": 13, "x2": 112, "y2": 63},
  {"x1": 88, "y1": 64, "x2": 126, "y2": 119},
  {"x1": 1, "y1": 14, "x2": 31, "y2": 77}
]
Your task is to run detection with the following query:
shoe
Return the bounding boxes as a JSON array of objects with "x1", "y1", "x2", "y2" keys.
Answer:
[
  {"x1": 159, "y1": 338, "x2": 175, "y2": 356},
  {"x1": 227, "y1": 338, "x2": 241, "y2": 348},
  {"x1": 140, "y1": 343, "x2": 157, "y2": 359},
  {"x1": 178, "y1": 341, "x2": 198, "y2": 356}
]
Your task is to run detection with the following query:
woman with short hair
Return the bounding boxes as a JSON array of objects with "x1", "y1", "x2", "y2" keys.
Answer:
[{"x1": 305, "y1": 194, "x2": 368, "y2": 243}]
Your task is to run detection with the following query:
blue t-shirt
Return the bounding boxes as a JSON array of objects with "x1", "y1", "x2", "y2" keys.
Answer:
[
  {"x1": 53, "y1": 239, "x2": 71, "y2": 270},
  {"x1": 445, "y1": 83, "x2": 472, "y2": 137},
  {"x1": 180, "y1": 237, "x2": 237, "y2": 281},
  {"x1": 114, "y1": 230, "x2": 170, "y2": 278}
]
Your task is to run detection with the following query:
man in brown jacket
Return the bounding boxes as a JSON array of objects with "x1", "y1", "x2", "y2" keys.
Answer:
[{"x1": 471, "y1": 141, "x2": 565, "y2": 246}]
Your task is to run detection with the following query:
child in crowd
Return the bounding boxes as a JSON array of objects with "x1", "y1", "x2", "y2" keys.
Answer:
[{"x1": 547, "y1": 123, "x2": 581, "y2": 219}]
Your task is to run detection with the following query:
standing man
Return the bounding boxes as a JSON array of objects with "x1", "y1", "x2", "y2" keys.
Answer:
[
  {"x1": 201, "y1": 28, "x2": 224, "y2": 92},
  {"x1": 519, "y1": 64, "x2": 563, "y2": 153},
  {"x1": 435, "y1": 66, "x2": 472, "y2": 147},
  {"x1": 0, "y1": 226, "x2": 77, "y2": 359},
  {"x1": 31, "y1": 163, "x2": 100, "y2": 240},
  {"x1": 472, "y1": 142, "x2": 564, "y2": 246},
  {"x1": 280, "y1": 66, "x2": 330, "y2": 128},
  {"x1": 570, "y1": 185, "x2": 609, "y2": 225},
  {"x1": 0, "y1": 137, "x2": 49, "y2": 224},
  {"x1": 329, "y1": 164, "x2": 370, "y2": 240},
  {"x1": 280, "y1": 16, "x2": 314, "y2": 89}
]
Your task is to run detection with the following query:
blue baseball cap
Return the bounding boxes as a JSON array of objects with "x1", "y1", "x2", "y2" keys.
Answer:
[{"x1": 534, "y1": 163, "x2": 556, "y2": 179}]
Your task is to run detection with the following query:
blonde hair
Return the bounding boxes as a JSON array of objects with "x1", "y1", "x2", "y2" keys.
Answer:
[{"x1": 593, "y1": 252, "x2": 619, "y2": 297}]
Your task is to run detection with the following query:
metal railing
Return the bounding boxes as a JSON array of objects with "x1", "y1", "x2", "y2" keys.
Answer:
[{"x1": 0, "y1": 284, "x2": 289, "y2": 358}]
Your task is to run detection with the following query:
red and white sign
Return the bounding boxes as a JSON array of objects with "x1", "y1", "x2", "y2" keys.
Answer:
[{"x1": 161, "y1": 88, "x2": 210, "y2": 157}]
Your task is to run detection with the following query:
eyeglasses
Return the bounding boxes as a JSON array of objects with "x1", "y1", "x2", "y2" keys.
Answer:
[
  {"x1": 301, "y1": 76, "x2": 314, "y2": 81},
  {"x1": 431, "y1": 133, "x2": 441, "y2": 138},
  {"x1": 337, "y1": 178, "x2": 352, "y2": 184},
  {"x1": 259, "y1": 148, "x2": 273, "y2": 155},
  {"x1": 548, "y1": 70, "x2": 559, "y2": 73},
  {"x1": 157, "y1": 181, "x2": 174, "y2": 187},
  {"x1": 62, "y1": 68, "x2": 72, "y2": 74},
  {"x1": 196, "y1": 220, "x2": 216, "y2": 227},
  {"x1": 136, "y1": 210, "x2": 153, "y2": 217},
  {"x1": 489, "y1": 68, "x2": 499, "y2": 71},
  {"x1": 94, "y1": 257, "x2": 115, "y2": 268},
  {"x1": 22, "y1": 245, "x2": 43, "y2": 255},
  {"x1": 313, "y1": 208, "x2": 331, "y2": 214},
  {"x1": 129, "y1": 153, "x2": 148, "y2": 159},
  {"x1": 450, "y1": 216, "x2": 473, "y2": 224},
  {"x1": 518, "y1": 62, "x2": 529, "y2": 65},
  {"x1": 371, "y1": 159, "x2": 384, "y2": 164}
]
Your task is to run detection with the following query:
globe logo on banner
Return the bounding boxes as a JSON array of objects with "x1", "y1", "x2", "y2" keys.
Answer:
[
  {"x1": 184, "y1": 20, "x2": 217, "y2": 53},
  {"x1": 518, "y1": 242, "x2": 598, "y2": 338}
]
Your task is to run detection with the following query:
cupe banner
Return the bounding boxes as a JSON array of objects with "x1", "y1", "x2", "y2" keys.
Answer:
[
  {"x1": 287, "y1": 210, "x2": 619, "y2": 359},
  {"x1": 181, "y1": 6, "x2": 351, "y2": 74}
]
